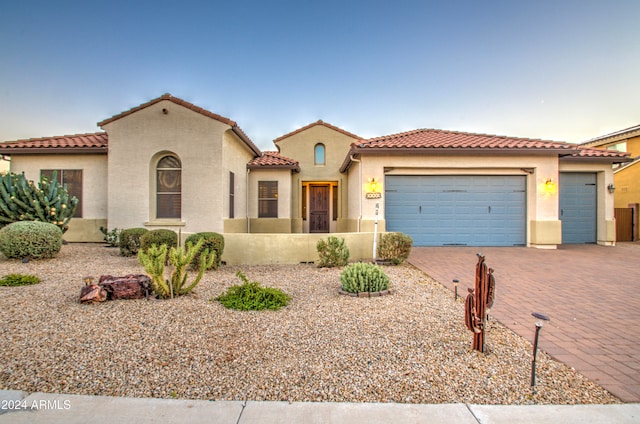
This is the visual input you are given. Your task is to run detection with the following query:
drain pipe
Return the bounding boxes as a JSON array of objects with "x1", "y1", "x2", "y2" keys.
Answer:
[
  {"x1": 350, "y1": 155, "x2": 362, "y2": 232},
  {"x1": 372, "y1": 202, "x2": 379, "y2": 260},
  {"x1": 246, "y1": 169, "x2": 251, "y2": 233}
]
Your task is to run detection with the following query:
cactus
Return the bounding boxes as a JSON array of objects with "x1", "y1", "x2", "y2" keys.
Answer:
[
  {"x1": 340, "y1": 262, "x2": 390, "y2": 293},
  {"x1": 0, "y1": 172, "x2": 78, "y2": 232},
  {"x1": 137, "y1": 239, "x2": 215, "y2": 299}
]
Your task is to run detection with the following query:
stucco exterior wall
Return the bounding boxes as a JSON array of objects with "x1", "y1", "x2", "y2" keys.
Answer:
[
  {"x1": 102, "y1": 99, "x2": 253, "y2": 235},
  {"x1": 9, "y1": 154, "x2": 108, "y2": 241},
  {"x1": 223, "y1": 130, "x2": 254, "y2": 223},
  {"x1": 247, "y1": 168, "x2": 293, "y2": 233},
  {"x1": 276, "y1": 124, "x2": 357, "y2": 232},
  {"x1": 350, "y1": 153, "x2": 567, "y2": 247},
  {"x1": 585, "y1": 133, "x2": 639, "y2": 210},
  {"x1": 614, "y1": 163, "x2": 640, "y2": 208}
]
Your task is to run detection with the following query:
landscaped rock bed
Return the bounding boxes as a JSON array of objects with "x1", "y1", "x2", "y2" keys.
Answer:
[{"x1": 0, "y1": 244, "x2": 619, "y2": 404}]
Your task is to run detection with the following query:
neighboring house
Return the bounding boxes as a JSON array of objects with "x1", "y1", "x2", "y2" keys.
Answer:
[
  {"x1": 0, "y1": 94, "x2": 631, "y2": 252},
  {"x1": 581, "y1": 124, "x2": 640, "y2": 241},
  {"x1": 581, "y1": 124, "x2": 640, "y2": 209}
]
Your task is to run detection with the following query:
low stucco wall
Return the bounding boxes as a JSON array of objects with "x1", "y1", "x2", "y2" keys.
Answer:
[
  {"x1": 221, "y1": 232, "x2": 378, "y2": 265},
  {"x1": 64, "y1": 219, "x2": 107, "y2": 242}
]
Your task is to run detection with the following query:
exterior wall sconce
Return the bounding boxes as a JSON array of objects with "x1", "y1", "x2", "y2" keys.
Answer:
[
  {"x1": 607, "y1": 183, "x2": 616, "y2": 194},
  {"x1": 542, "y1": 178, "x2": 556, "y2": 195},
  {"x1": 545, "y1": 178, "x2": 554, "y2": 191},
  {"x1": 365, "y1": 177, "x2": 382, "y2": 199}
]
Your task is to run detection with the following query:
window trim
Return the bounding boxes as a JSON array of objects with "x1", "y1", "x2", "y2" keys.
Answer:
[
  {"x1": 314, "y1": 143, "x2": 326, "y2": 166},
  {"x1": 258, "y1": 180, "x2": 278, "y2": 218},
  {"x1": 156, "y1": 155, "x2": 182, "y2": 219}
]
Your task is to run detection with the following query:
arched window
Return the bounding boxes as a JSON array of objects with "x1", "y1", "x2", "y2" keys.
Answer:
[
  {"x1": 156, "y1": 155, "x2": 181, "y2": 218},
  {"x1": 314, "y1": 143, "x2": 325, "y2": 165}
]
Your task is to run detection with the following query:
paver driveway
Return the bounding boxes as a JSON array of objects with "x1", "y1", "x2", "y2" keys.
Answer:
[{"x1": 409, "y1": 243, "x2": 640, "y2": 403}]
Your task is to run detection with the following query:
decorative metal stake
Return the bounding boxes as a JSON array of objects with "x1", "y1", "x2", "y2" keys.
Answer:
[
  {"x1": 531, "y1": 312, "x2": 550, "y2": 386},
  {"x1": 464, "y1": 254, "x2": 496, "y2": 352}
]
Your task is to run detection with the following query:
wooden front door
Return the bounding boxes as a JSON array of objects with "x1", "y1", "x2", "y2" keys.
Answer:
[{"x1": 309, "y1": 185, "x2": 330, "y2": 233}]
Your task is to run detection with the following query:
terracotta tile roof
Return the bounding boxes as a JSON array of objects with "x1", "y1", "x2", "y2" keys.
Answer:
[
  {"x1": 339, "y1": 128, "x2": 631, "y2": 172},
  {"x1": 274, "y1": 120, "x2": 360, "y2": 143},
  {"x1": 0, "y1": 132, "x2": 108, "y2": 154},
  {"x1": 247, "y1": 151, "x2": 300, "y2": 171},
  {"x1": 353, "y1": 128, "x2": 576, "y2": 152},
  {"x1": 564, "y1": 146, "x2": 632, "y2": 161},
  {"x1": 98, "y1": 93, "x2": 261, "y2": 156}
]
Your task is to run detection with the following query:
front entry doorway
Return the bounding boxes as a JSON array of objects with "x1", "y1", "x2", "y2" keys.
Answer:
[{"x1": 309, "y1": 184, "x2": 330, "y2": 233}]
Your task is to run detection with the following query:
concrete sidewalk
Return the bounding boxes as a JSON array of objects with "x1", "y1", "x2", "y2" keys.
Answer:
[{"x1": 1, "y1": 391, "x2": 639, "y2": 424}]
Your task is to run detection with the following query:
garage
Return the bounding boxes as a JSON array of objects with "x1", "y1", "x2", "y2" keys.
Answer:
[
  {"x1": 385, "y1": 175, "x2": 526, "y2": 246},
  {"x1": 559, "y1": 172, "x2": 597, "y2": 243}
]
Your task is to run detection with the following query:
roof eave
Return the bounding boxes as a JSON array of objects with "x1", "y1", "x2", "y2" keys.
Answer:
[
  {"x1": 0, "y1": 147, "x2": 108, "y2": 155},
  {"x1": 247, "y1": 164, "x2": 300, "y2": 173},
  {"x1": 350, "y1": 146, "x2": 574, "y2": 155},
  {"x1": 232, "y1": 126, "x2": 261, "y2": 157},
  {"x1": 560, "y1": 155, "x2": 634, "y2": 164}
]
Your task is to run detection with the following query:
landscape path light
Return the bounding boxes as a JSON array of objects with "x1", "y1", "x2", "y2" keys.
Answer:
[{"x1": 531, "y1": 311, "x2": 550, "y2": 387}]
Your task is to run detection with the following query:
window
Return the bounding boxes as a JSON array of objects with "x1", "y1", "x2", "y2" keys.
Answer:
[
  {"x1": 41, "y1": 169, "x2": 82, "y2": 218},
  {"x1": 301, "y1": 185, "x2": 307, "y2": 220},
  {"x1": 156, "y1": 155, "x2": 181, "y2": 219},
  {"x1": 258, "y1": 181, "x2": 278, "y2": 218},
  {"x1": 229, "y1": 171, "x2": 235, "y2": 219},
  {"x1": 314, "y1": 143, "x2": 325, "y2": 165}
]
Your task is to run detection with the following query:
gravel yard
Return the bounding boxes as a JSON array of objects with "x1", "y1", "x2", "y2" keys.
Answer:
[{"x1": 0, "y1": 243, "x2": 619, "y2": 404}]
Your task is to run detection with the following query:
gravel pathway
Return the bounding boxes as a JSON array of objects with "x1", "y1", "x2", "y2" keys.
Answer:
[{"x1": 0, "y1": 244, "x2": 619, "y2": 404}]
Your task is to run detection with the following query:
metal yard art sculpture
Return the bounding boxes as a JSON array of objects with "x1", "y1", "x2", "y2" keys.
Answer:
[{"x1": 464, "y1": 254, "x2": 496, "y2": 353}]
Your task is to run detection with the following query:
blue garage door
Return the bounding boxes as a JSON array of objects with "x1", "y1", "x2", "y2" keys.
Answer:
[
  {"x1": 385, "y1": 175, "x2": 526, "y2": 246},
  {"x1": 559, "y1": 173, "x2": 597, "y2": 244}
]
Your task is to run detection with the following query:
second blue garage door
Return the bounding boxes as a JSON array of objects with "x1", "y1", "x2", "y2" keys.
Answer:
[{"x1": 385, "y1": 175, "x2": 526, "y2": 246}]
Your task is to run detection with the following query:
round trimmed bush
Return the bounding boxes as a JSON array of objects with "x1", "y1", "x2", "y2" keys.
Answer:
[
  {"x1": 0, "y1": 221, "x2": 63, "y2": 259},
  {"x1": 140, "y1": 229, "x2": 178, "y2": 253},
  {"x1": 119, "y1": 228, "x2": 149, "y2": 257},
  {"x1": 184, "y1": 232, "x2": 224, "y2": 270}
]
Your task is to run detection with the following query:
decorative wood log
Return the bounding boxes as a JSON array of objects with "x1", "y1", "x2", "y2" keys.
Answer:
[{"x1": 98, "y1": 274, "x2": 151, "y2": 300}]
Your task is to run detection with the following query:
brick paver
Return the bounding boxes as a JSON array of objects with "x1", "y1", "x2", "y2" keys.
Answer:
[{"x1": 409, "y1": 243, "x2": 640, "y2": 403}]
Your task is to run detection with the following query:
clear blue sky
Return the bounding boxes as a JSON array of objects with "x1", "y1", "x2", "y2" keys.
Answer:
[{"x1": 1, "y1": 0, "x2": 638, "y2": 151}]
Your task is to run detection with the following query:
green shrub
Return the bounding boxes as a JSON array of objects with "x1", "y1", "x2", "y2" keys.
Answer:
[
  {"x1": 215, "y1": 270, "x2": 290, "y2": 311},
  {"x1": 185, "y1": 232, "x2": 224, "y2": 269},
  {"x1": 99, "y1": 226, "x2": 121, "y2": 247},
  {"x1": 340, "y1": 262, "x2": 390, "y2": 293},
  {"x1": 119, "y1": 228, "x2": 149, "y2": 257},
  {"x1": 0, "y1": 273, "x2": 41, "y2": 286},
  {"x1": 377, "y1": 232, "x2": 413, "y2": 265},
  {"x1": 316, "y1": 236, "x2": 350, "y2": 267},
  {"x1": 138, "y1": 239, "x2": 215, "y2": 299},
  {"x1": 0, "y1": 221, "x2": 62, "y2": 259},
  {"x1": 0, "y1": 171, "x2": 78, "y2": 233},
  {"x1": 140, "y1": 229, "x2": 178, "y2": 253}
]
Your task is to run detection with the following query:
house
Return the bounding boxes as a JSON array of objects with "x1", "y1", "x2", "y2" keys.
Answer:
[
  {"x1": 581, "y1": 124, "x2": 640, "y2": 240},
  {"x1": 0, "y1": 94, "x2": 631, "y2": 263}
]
